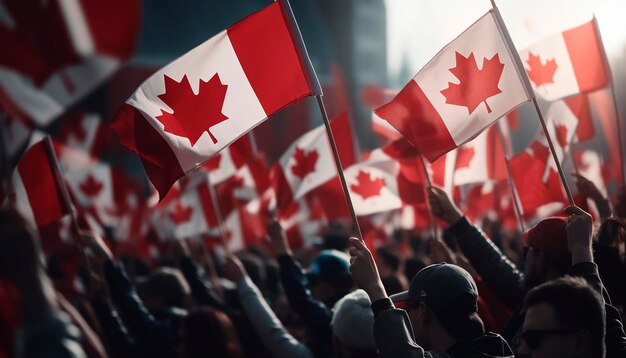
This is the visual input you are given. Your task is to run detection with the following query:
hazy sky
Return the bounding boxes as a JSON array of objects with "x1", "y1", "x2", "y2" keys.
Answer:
[{"x1": 385, "y1": 0, "x2": 626, "y2": 82}]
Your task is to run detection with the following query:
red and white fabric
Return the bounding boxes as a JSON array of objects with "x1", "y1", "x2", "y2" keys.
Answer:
[
  {"x1": 200, "y1": 133, "x2": 255, "y2": 185},
  {"x1": 519, "y1": 18, "x2": 609, "y2": 101},
  {"x1": 453, "y1": 126, "x2": 507, "y2": 186},
  {"x1": 345, "y1": 139, "x2": 422, "y2": 216},
  {"x1": 271, "y1": 112, "x2": 355, "y2": 213},
  {"x1": 110, "y1": 2, "x2": 316, "y2": 200},
  {"x1": 562, "y1": 94, "x2": 595, "y2": 143},
  {"x1": 0, "y1": 0, "x2": 141, "y2": 126},
  {"x1": 589, "y1": 88, "x2": 623, "y2": 191},
  {"x1": 533, "y1": 100, "x2": 580, "y2": 167},
  {"x1": 9, "y1": 137, "x2": 70, "y2": 236},
  {"x1": 55, "y1": 112, "x2": 111, "y2": 167},
  {"x1": 375, "y1": 10, "x2": 531, "y2": 162},
  {"x1": 162, "y1": 181, "x2": 218, "y2": 240}
]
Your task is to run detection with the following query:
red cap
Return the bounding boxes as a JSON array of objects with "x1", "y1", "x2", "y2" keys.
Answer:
[{"x1": 523, "y1": 217, "x2": 571, "y2": 267}]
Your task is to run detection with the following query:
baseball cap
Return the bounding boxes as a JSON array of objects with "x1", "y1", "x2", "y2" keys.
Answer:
[
  {"x1": 523, "y1": 216, "x2": 570, "y2": 267},
  {"x1": 306, "y1": 250, "x2": 351, "y2": 283},
  {"x1": 390, "y1": 263, "x2": 478, "y2": 315}
]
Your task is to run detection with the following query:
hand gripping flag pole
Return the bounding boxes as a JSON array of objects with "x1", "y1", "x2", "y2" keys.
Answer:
[
  {"x1": 279, "y1": 0, "x2": 364, "y2": 240},
  {"x1": 490, "y1": 0, "x2": 575, "y2": 206}
]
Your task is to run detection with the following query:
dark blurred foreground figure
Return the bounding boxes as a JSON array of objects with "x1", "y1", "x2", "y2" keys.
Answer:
[
  {"x1": 179, "y1": 307, "x2": 243, "y2": 358},
  {"x1": 0, "y1": 208, "x2": 86, "y2": 358},
  {"x1": 518, "y1": 276, "x2": 605, "y2": 358}
]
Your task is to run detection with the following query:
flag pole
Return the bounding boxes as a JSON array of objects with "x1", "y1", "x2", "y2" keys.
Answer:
[
  {"x1": 43, "y1": 136, "x2": 94, "y2": 274},
  {"x1": 495, "y1": 122, "x2": 526, "y2": 233},
  {"x1": 418, "y1": 155, "x2": 440, "y2": 241},
  {"x1": 490, "y1": 1, "x2": 575, "y2": 206},
  {"x1": 531, "y1": 98, "x2": 575, "y2": 205},
  {"x1": 205, "y1": 176, "x2": 231, "y2": 255},
  {"x1": 315, "y1": 95, "x2": 363, "y2": 240}
]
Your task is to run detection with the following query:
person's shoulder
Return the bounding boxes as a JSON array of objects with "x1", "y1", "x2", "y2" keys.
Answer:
[{"x1": 448, "y1": 331, "x2": 514, "y2": 358}]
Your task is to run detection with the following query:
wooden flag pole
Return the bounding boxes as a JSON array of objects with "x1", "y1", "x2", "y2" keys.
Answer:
[
  {"x1": 489, "y1": 0, "x2": 574, "y2": 206},
  {"x1": 418, "y1": 155, "x2": 440, "y2": 241},
  {"x1": 503, "y1": 157, "x2": 527, "y2": 233},
  {"x1": 43, "y1": 136, "x2": 94, "y2": 274},
  {"x1": 531, "y1": 98, "x2": 575, "y2": 205},
  {"x1": 494, "y1": 122, "x2": 526, "y2": 233},
  {"x1": 315, "y1": 95, "x2": 363, "y2": 240},
  {"x1": 205, "y1": 176, "x2": 231, "y2": 255}
]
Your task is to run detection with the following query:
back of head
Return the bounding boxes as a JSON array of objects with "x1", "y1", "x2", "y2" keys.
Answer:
[
  {"x1": 181, "y1": 307, "x2": 243, "y2": 358},
  {"x1": 307, "y1": 250, "x2": 353, "y2": 287},
  {"x1": 331, "y1": 289, "x2": 377, "y2": 355},
  {"x1": 139, "y1": 267, "x2": 190, "y2": 308},
  {"x1": 392, "y1": 263, "x2": 485, "y2": 342},
  {"x1": 524, "y1": 276, "x2": 605, "y2": 358},
  {"x1": 524, "y1": 217, "x2": 571, "y2": 272}
]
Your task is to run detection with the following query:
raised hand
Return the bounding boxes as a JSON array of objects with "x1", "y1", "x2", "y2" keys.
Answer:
[
  {"x1": 348, "y1": 237, "x2": 387, "y2": 303},
  {"x1": 267, "y1": 219, "x2": 291, "y2": 256},
  {"x1": 563, "y1": 205, "x2": 593, "y2": 265},
  {"x1": 427, "y1": 186, "x2": 464, "y2": 225},
  {"x1": 223, "y1": 255, "x2": 247, "y2": 282}
]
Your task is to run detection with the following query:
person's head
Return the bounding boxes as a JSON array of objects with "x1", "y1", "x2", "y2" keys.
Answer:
[
  {"x1": 391, "y1": 263, "x2": 484, "y2": 351},
  {"x1": 522, "y1": 217, "x2": 571, "y2": 291},
  {"x1": 306, "y1": 250, "x2": 354, "y2": 306},
  {"x1": 519, "y1": 276, "x2": 605, "y2": 358},
  {"x1": 331, "y1": 289, "x2": 377, "y2": 358},
  {"x1": 138, "y1": 267, "x2": 191, "y2": 312},
  {"x1": 179, "y1": 307, "x2": 243, "y2": 358}
]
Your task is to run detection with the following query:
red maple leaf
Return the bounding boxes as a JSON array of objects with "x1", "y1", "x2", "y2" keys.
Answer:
[
  {"x1": 290, "y1": 147, "x2": 319, "y2": 179},
  {"x1": 79, "y1": 175, "x2": 103, "y2": 197},
  {"x1": 554, "y1": 123, "x2": 569, "y2": 148},
  {"x1": 156, "y1": 73, "x2": 229, "y2": 146},
  {"x1": 441, "y1": 52, "x2": 504, "y2": 114},
  {"x1": 350, "y1": 170, "x2": 385, "y2": 200},
  {"x1": 170, "y1": 201, "x2": 193, "y2": 225},
  {"x1": 456, "y1": 146, "x2": 475, "y2": 169},
  {"x1": 526, "y1": 52, "x2": 557, "y2": 88}
]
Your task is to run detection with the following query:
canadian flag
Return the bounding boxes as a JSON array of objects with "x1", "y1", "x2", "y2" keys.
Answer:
[
  {"x1": 371, "y1": 112, "x2": 402, "y2": 143},
  {"x1": 509, "y1": 151, "x2": 567, "y2": 218},
  {"x1": 200, "y1": 133, "x2": 255, "y2": 185},
  {"x1": 110, "y1": 2, "x2": 317, "y2": 200},
  {"x1": 0, "y1": 0, "x2": 141, "y2": 126},
  {"x1": 55, "y1": 112, "x2": 111, "y2": 167},
  {"x1": 279, "y1": 198, "x2": 326, "y2": 250},
  {"x1": 271, "y1": 112, "x2": 355, "y2": 213},
  {"x1": 345, "y1": 139, "x2": 422, "y2": 216},
  {"x1": 574, "y1": 149, "x2": 608, "y2": 198},
  {"x1": 519, "y1": 18, "x2": 609, "y2": 101},
  {"x1": 163, "y1": 181, "x2": 218, "y2": 240},
  {"x1": 216, "y1": 155, "x2": 271, "y2": 217},
  {"x1": 9, "y1": 137, "x2": 70, "y2": 236},
  {"x1": 534, "y1": 100, "x2": 580, "y2": 166},
  {"x1": 563, "y1": 94, "x2": 595, "y2": 142},
  {"x1": 375, "y1": 10, "x2": 532, "y2": 162},
  {"x1": 453, "y1": 126, "x2": 507, "y2": 186}
]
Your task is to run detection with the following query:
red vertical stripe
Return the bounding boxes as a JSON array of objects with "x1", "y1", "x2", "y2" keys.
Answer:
[
  {"x1": 270, "y1": 164, "x2": 295, "y2": 215},
  {"x1": 198, "y1": 183, "x2": 218, "y2": 228},
  {"x1": 229, "y1": 134, "x2": 253, "y2": 168},
  {"x1": 227, "y1": 2, "x2": 312, "y2": 116},
  {"x1": 17, "y1": 141, "x2": 67, "y2": 226},
  {"x1": 563, "y1": 20, "x2": 609, "y2": 93},
  {"x1": 564, "y1": 94, "x2": 595, "y2": 141},
  {"x1": 375, "y1": 80, "x2": 456, "y2": 162},
  {"x1": 110, "y1": 104, "x2": 185, "y2": 200}
]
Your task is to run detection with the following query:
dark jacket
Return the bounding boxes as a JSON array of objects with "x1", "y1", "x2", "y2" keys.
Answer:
[
  {"x1": 179, "y1": 256, "x2": 272, "y2": 358},
  {"x1": 277, "y1": 254, "x2": 335, "y2": 358},
  {"x1": 448, "y1": 217, "x2": 626, "y2": 357},
  {"x1": 103, "y1": 260, "x2": 182, "y2": 358},
  {"x1": 371, "y1": 298, "x2": 514, "y2": 358}
]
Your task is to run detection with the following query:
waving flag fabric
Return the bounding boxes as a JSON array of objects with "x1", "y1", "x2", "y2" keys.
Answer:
[
  {"x1": 111, "y1": 1, "x2": 317, "y2": 200},
  {"x1": 375, "y1": 9, "x2": 532, "y2": 162}
]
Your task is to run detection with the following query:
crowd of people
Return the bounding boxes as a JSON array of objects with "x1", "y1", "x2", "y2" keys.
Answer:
[{"x1": 1, "y1": 181, "x2": 626, "y2": 358}]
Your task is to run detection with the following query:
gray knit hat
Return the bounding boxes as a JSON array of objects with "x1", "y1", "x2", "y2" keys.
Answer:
[{"x1": 331, "y1": 289, "x2": 376, "y2": 351}]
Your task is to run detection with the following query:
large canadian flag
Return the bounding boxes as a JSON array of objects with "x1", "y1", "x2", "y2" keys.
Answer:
[
  {"x1": 111, "y1": 2, "x2": 317, "y2": 200},
  {"x1": 519, "y1": 18, "x2": 609, "y2": 101},
  {"x1": 375, "y1": 10, "x2": 532, "y2": 162},
  {"x1": 10, "y1": 137, "x2": 70, "y2": 236},
  {"x1": 0, "y1": 0, "x2": 141, "y2": 126}
]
